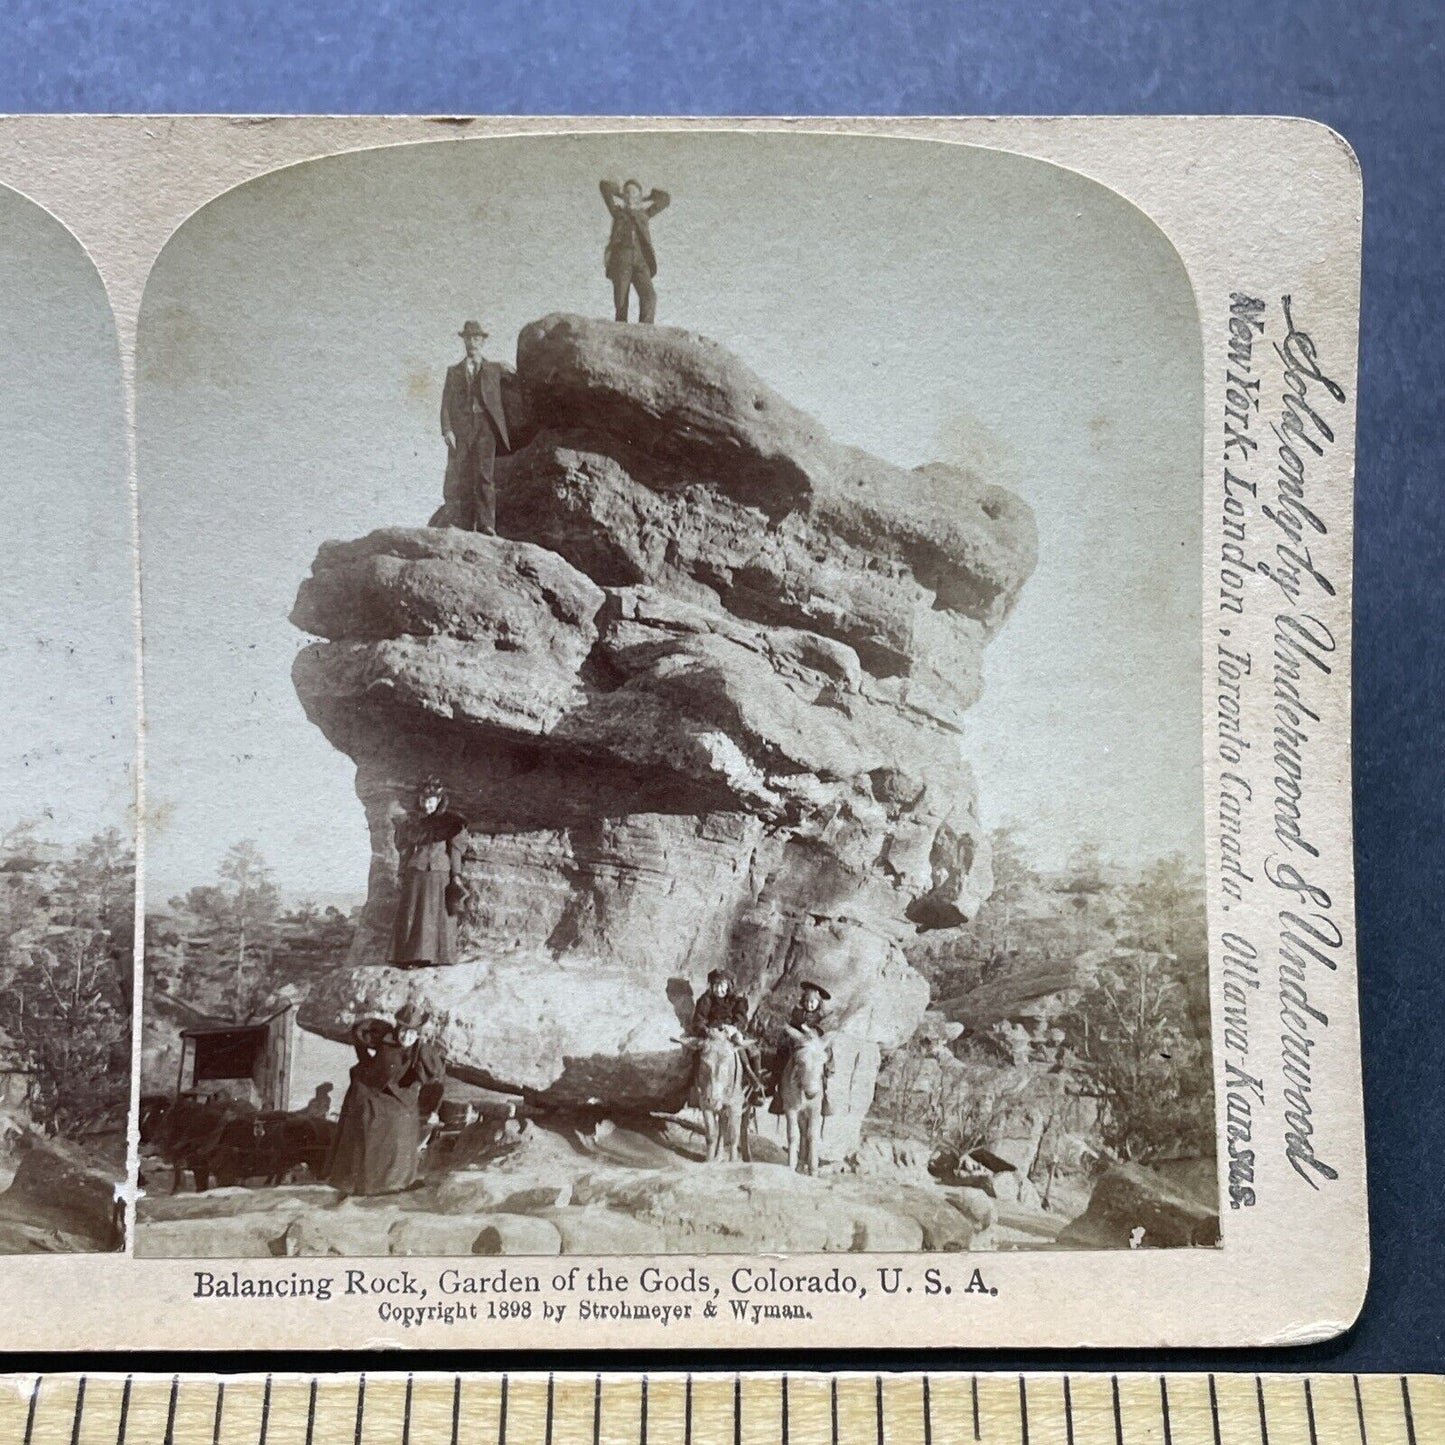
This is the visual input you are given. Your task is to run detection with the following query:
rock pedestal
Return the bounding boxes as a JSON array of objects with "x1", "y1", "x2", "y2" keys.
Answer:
[{"x1": 292, "y1": 315, "x2": 1036, "y2": 1146}]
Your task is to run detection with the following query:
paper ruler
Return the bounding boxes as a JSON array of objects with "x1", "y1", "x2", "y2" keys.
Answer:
[{"x1": 3, "y1": 1373, "x2": 1439, "y2": 1443}]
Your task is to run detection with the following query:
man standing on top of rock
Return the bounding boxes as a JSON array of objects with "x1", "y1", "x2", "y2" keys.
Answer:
[
  {"x1": 440, "y1": 320, "x2": 511, "y2": 533},
  {"x1": 600, "y1": 177, "x2": 670, "y2": 324}
]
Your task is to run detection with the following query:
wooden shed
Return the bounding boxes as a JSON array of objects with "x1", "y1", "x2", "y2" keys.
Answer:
[{"x1": 175, "y1": 1004, "x2": 354, "y2": 1116}]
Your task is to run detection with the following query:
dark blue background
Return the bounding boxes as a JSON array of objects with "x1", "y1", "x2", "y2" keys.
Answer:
[{"x1": 3, "y1": 0, "x2": 1439, "y2": 1376}]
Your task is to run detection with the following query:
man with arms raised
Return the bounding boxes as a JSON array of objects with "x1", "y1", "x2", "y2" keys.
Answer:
[{"x1": 600, "y1": 177, "x2": 671, "y2": 323}]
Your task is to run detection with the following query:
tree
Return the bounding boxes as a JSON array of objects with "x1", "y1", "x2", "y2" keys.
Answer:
[
  {"x1": 285, "y1": 898, "x2": 321, "y2": 929},
  {"x1": 980, "y1": 824, "x2": 1030, "y2": 957},
  {"x1": 219, "y1": 841, "x2": 281, "y2": 962},
  {"x1": 51, "y1": 827, "x2": 135, "y2": 1020},
  {"x1": 169, "y1": 842, "x2": 282, "y2": 1020},
  {"x1": 874, "y1": 1039, "x2": 1042, "y2": 1160},
  {"x1": 0, "y1": 929, "x2": 129, "y2": 1135},
  {"x1": 942, "y1": 823, "x2": 1040, "y2": 984},
  {"x1": 0, "y1": 829, "x2": 135, "y2": 1137},
  {"x1": 1065, "y1": 951, "x2": 1213, "y2": 1162},
  {"x1": 1064, "y1": 839, "x2": 1108, "y2": 892},
  {"x1": 1120, "y1": 852, "x2": 1205, "y2": 956}
]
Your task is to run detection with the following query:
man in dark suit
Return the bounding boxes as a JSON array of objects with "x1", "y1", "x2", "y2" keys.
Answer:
[
  {"x1": 440, "y1": 320, "x2": 511, "y2": 533},
  {"x1": 600, "y1": 177, "x2": 670, "y2": 323}
]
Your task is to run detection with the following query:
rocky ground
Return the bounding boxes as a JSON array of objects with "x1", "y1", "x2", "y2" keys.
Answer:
[
  {"x1": 0, "y1": 1123, "x2": 123, "y2": 1253},
  {"x1": 135, "y1": 1116, "x2": 1067, "y2": 1259}
]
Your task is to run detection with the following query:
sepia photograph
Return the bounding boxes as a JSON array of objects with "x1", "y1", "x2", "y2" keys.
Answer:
[
  {"x1": 133, "y1": 129, "x2": 1214, "y2": 1261},
  {"x1": 0, "y1": 182, "x2": 133, "y2": 1254}
]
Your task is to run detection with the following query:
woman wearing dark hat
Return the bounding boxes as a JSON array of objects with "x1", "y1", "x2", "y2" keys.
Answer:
[
  {"x1": 326, "y1": 1010, "x2": 446, "y2": 1197},
  {"x1": 389, "y1": 778, "x2": 468, "y2": 968},
  {"x1": 769, "y1": 979, "x2": 833, "y2": 1116}
]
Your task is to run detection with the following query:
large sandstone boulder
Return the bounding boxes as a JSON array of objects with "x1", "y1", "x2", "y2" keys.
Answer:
[
  {"x1": 926, "y1": 944, "x2": 1115, "y2": 1031},
  {"x1": 0, "y1": 1132, "x2": 122, "y2": 1252},
  {"x1": 1055, "y1": 1161, "x2": 1221, "y2": 1249},
  {"x1": 292, "y1": 316, "x2": 1035, "y2": 1140}
]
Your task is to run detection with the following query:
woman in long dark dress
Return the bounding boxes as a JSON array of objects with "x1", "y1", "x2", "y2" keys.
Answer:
[
  {"x1": 390, "y1": 779, "x2": 468, "y2": 968},
  {"x1": 327, "y1": 1016, "x2": 446, "y2": 1197}
]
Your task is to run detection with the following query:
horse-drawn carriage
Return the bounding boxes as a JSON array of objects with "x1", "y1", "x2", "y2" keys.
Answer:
[
  {"x1": 142, "y1": 1093, "x2": 336, "y2": 1192},
  {"x1": 141, "y1": 1003, "x2": 362, "y2": 1191}
]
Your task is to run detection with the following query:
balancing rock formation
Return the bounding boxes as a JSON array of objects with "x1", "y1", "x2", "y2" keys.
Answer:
[{"x1": 292, "y1": 315, "x2": 1036, "y2": 1148}]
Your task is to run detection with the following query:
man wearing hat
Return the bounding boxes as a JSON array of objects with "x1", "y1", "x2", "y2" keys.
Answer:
[
  {"x1": 440, "y1": 320, "x2": 511, "y2": 533},
  {"x1": 599, "y1": 177, "x2": 670, "y2": 323}
]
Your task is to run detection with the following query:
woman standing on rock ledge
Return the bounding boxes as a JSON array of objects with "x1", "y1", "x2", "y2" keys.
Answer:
[{"x1": 389, "y1": 779, "x2": 468, "y2": 968}]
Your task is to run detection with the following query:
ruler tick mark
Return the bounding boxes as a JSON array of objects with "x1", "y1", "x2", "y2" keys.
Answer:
[
  {"x1": 1063, "y1": 1377, "x2": 1074, "y2": 1445},
  {"x1": 164, "y1": 1375, "x2": 179, "y2": 1445},
  {"x1": 1305, "y1": 1378, "x2": 1318, "y2": 1445},
  {"x1": 116, "y1": 1375, "x2": 133, "y2": 1445},
  {"x1": 971, "y1": 1375, "x2": 980, "y2": 1441},
  {"x1": 1111, "y1": 1376, "x2": 1122, "y2": 1445},
  {"x1": 685, "y1": 1375, "x2": 693, "y2": 1445},
  {"x1": 1018, "y1": 1376, "x2": 1029, "y2": 1445},
  {"x1": 22, "y1": 1376, "x2": 38, "y2": 1445},
  {"x1": 594, "y1": 1375, "x2": 602, "y2": 1445},
  {"x1": 306, "y1": 1378, "x2": 318, "y2": 1445},
  {"x1": 545, "y1": 1375, "x2": 554, "y2": 1445},
  {"x1": 922, "y1": 1375, "x2": 931, "y2": 1445},
  {"x1": 402, "y1": 1374, "x2": 413, "y2": 1445},
  {"x1": 831, "y1": 1377, "x2": 839, "y2": 1445},
  {"x1": 1402, "y1": 1377, "x2": 1417, "y2": 1445},
  {"x1": 212, "y1": 1381, "x2": 224, "y2": 1445},
  {"x1": 734, "y1": 1374, "x2": 741, "y2": 1445},
  {"x1": 258, "y1": 1375, "x2": 271, "y2": 1445},
  {"x1": 1159, "y1": 1378, "x2": 1171, "y2": 1445},
  {"x1": 640, "y1": 1375, "x2": 648, "y2": 1445},
  {"x1": 501, "y1": 1374, "x2": 510, "y2": 1445},
  {"x1": 70, "y1": 1378, "x2": 86, "y2": 1445},
  {"x1": 354, "y1": 1375, "x2": 366, "y2": 1445},
  {"x1": 1256, "y1": 1376, "x2": 1270, "y2": 1444},
  {"x1": 450, "y1": 1377, "x2": 460, "y2": 1445},
  {"x1": 1208, "y1": 1375, "x2": 1222, "y2": 1445},
  {"x1": 876, "y1": 1376, "x2": 885, "y2": 1445},
  {"x1": 781, "y1": 1374, "x2": 789, "y2": 1445}
]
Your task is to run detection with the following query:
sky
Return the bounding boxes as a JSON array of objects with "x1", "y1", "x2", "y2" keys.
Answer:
[
  {"x1": 0, "y1": 185, "x2": 134, "y2": 848},
  {"x1": 138, "y1": 130, "x2": 1202, "y2": 899}
]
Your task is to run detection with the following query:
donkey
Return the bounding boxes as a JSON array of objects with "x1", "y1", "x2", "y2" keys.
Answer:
[
  {"x1": 686, "y1": 1032, "x2": 753, "y2": 1163},
  {"x1": 778, "y1": 1025, "x2": 832, "y2": 1175}
]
